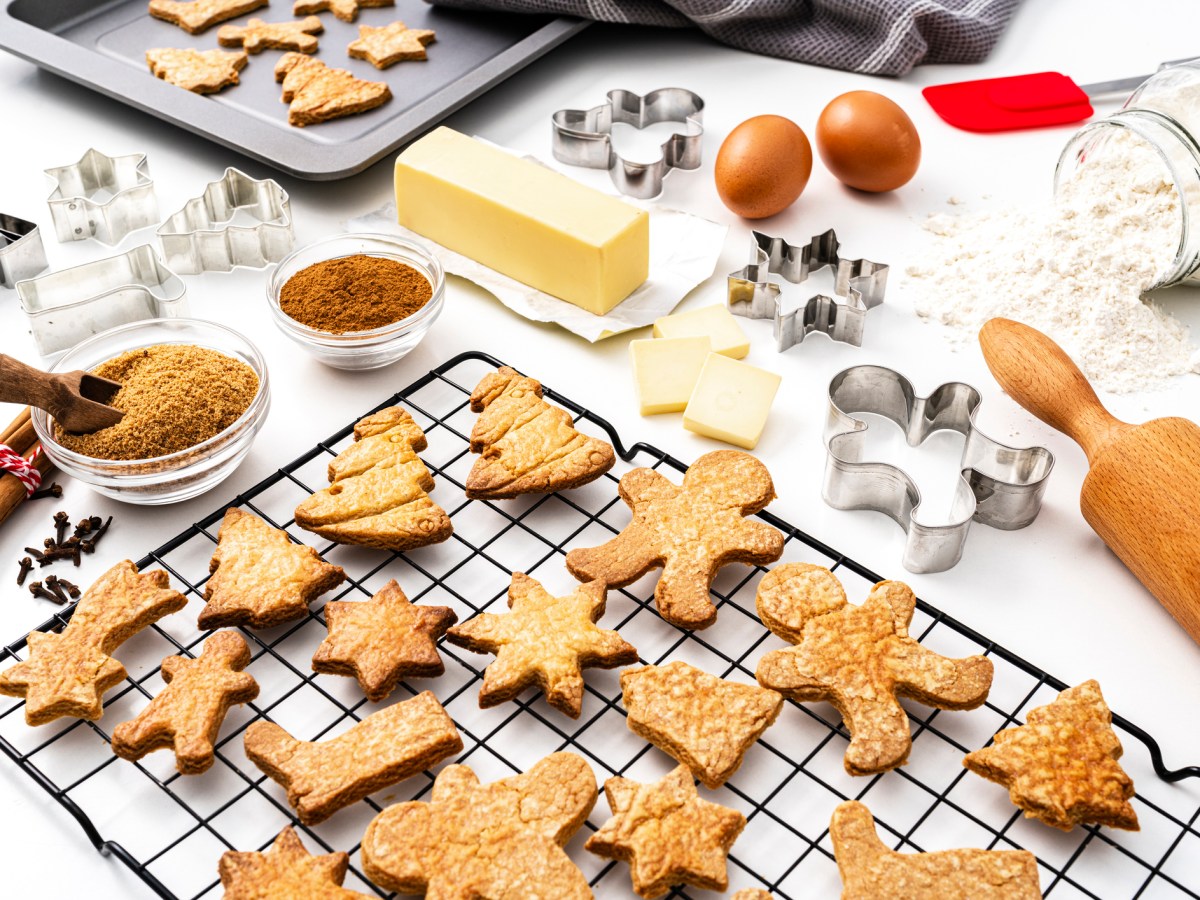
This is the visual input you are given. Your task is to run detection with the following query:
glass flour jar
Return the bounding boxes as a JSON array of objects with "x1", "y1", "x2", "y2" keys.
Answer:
[{"x1": 1054, "y1": 60, "x2": 1200, "y2": 288}]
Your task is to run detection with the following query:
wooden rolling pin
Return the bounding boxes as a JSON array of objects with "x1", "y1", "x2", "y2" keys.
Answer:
[{"x1": 979, "y1": 318, "x2": 1200, "y2": 644}]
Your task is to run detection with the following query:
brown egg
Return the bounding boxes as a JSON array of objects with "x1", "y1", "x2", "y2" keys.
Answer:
[
  {"x1": 816, "y1": 92, "x2": 921, "y2": 192},
  {"x1": 714, "y1": 115, "x2": 812, "y2": 219}
]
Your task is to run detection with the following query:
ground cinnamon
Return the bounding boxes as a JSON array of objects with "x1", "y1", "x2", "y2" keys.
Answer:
[{"x1": 279, "y1": 254, "x2": 432, "y2": 333}]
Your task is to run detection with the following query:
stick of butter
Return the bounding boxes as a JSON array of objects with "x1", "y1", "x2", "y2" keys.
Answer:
[
  {"x1": 683, "y1": 353, "x2": 781, "y2": 450},
  {"x1": 630, "y1": 336, "x2": 711, "y2": 415},
  {"x1": 394, "y1": 127, "x2": 649, "y2": 316},
  {"x1": 652, "y1": 305, "x2": 749, "y2": 359}
]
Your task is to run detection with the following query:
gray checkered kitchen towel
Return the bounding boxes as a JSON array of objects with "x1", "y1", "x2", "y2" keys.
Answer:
[{"x1": 427, "y1": 0, "x2": 1022, "y2": 76}]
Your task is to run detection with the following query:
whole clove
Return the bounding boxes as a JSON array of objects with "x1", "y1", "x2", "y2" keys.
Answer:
[
  {"x1": 54, "y1": 576, "x2": 81, "y2": 599},
  {"x1": 43, "y1": 575, "x2": 71, "y2": 604},
  {"x1": 28, "y1": 482, "x2": 62, "y2": 501},
  {"x1": 16, "y1": 557, "x2": 33, "y2": 586},
  {"x1": 73, "y1": 517, "x2": 93, "y2": 540},
  {"x1": 53, "y1": 511, "x2": 70, "y2": 546},
  {"x1": 23, "y1": 546, "x2": 45, "y2": 562},
  {"x1": 91, "y1": 516, "x2": 112, "y2": 545},
  {"x1": 28, "y1": 581, "x2": 64, "y2": 605}
]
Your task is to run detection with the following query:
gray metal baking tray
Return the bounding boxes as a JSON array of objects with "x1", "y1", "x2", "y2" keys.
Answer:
[{"x1": 0, "y1": 0, "x2": 586, "y2": 180}]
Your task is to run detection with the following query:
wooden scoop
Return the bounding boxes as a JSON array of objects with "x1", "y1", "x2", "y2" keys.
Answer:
[
  {"x1": 979, "y1": 318, "x2": 1200, "y2": 645},
  {"x1": 0, "y1": 354, "x2": 124, "y2": 434}
]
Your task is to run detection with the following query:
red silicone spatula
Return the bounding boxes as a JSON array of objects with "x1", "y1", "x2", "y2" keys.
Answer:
[{"x1": 923, "y1": 57, "x2": 1195, "y2": 132}]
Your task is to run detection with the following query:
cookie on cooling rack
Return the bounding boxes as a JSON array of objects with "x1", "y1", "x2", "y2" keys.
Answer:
[{"x1": 218, "y1": 826, "x2": 373, "y2": 899}]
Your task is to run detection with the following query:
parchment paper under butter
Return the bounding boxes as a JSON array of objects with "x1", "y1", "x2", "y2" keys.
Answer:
[{"x1": 347, "y1": 199, "x2": 727, "y2": 343}]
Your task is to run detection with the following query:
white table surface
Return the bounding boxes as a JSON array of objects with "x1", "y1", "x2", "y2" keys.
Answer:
[{"x1": 3, "y1": 1, "x2": 1200, "y2": 895}]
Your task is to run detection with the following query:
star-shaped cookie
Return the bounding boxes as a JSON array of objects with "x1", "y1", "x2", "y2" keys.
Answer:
[
  {"x1": 219, "y1": 827, "x2": 373, "y2": 899},
  {"x1": 218, "y1": 16, "x2": 324, "y2": 53},
  {"x1": 755, "y1": 563, "x2": 993, "y2": 776},
  {"x1": 585, "y1": 764, "x2": 746, "y2": 898},
  {"x1": 198, "y1": 508, "x2": 345, "y2": 630},
  {"x1": 312, "y1": 579, "x2": 457, "y2": 701},
  {"x1": 274, "y1": 52, "x2": 392, "y2": 126},
  {"x1": 293, "y1": 0, "x2": 393, "y2": 22},
  {"x1": 621, "y1": 661, "x2": 782, "y2": 788},
  {"x1": 0, "y1": 560, "x2": 187, "y2": 725},
  {"x1": 446, "y1": 573, "x2": 636, "y2": 718},
  {"x1": 362, "y1": 752, "x2": 596, "y2": 899},
  {"x1": 146, "y1": 47, "x2": 248, "y2": 94},
  {"x1": 111, "y1": 631, "x2": 259, "y2": 774},
  {"x1": 566, "y1": 450, "x2": 784, "y2": 629},
  {"x1": 963, "y1": 680, "x2": 1138, "y2": 831},
  {"x1": 347, "y1": 20, "x2": 436, "y2": 68}
]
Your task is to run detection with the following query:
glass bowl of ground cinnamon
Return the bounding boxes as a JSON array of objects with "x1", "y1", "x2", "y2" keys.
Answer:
[
  {"x1": 267, "y1": 233, "x2": 445, "y2": 370},
  {"x1": 31, "y1": 318, "x2": 270, "y2": 505}
]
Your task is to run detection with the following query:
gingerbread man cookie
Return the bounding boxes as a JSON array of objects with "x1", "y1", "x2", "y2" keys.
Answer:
[
  {"x1": 621, "y1": 661, "x2": 782, "y2": 788},
  {"x1": 755, "y1": 563, "x2": 993, "y2": 775},
  {"x1": 219, "y1": 827, "x2": 373, "y2": 899},
  {"x1": 446, "y1": 573, "x2": 637, "y2": 718},
  {"x1": 585, "y1": 764, "x2": 746, "y2": 898},
  {"x1": 465, "y1": 366, "x2": 615, "y2": 500},
  {"x1": 566, "y1": 450, "x2": 784, "y2": 629},
  {"x1": 199, "y1": 508, "x2": 345, "y2": 630},
  {"x1": 362, "y1": 752, "x2": 596, "y2": 899},
  {"x1": 831, "y1": 801, "x2": 1041, "y2": 898},
  {"x1": 964, "y1": 680, "x2": 1138, "y2": 831},
  {"x1": 111, "y1": 631, "x2": 259, "y2": 774},
  {"x1": 312, "y1": 579, "x2": 457, "y2": 702},
  {"x1": 0, "y1": 561, "x2": 186, "y2": 725}
]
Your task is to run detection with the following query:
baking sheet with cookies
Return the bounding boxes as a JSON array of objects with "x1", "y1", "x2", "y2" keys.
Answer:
[
  {"x1": 3, "y1": 352, "x2": 1199, "y2": 900},
  {"x1": 0, "y1": 0, "x2": 586, "y2": 178}
]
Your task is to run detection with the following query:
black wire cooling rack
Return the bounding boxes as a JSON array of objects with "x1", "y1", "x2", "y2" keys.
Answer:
[{"x1": 3, "y1": 350, "x2": 1200, "y2": 900}]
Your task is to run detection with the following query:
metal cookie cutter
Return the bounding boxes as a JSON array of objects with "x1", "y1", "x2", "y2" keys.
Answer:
[
  {"x1": 0, "y1": 214, "x2": 48, "y2": 288},
  {"x1": 16, "y1": 245, "x2": 188, "y2": 355},
  {"x1": 551, "y1": 88, "x2": 704, "y2": 199},
  {"x1": 157, "y1": 168, "x2": 295, "y2": 275},
  {"x1": 45, "y1": 149, "x2": 158, "y2": 245},
  {"x1": 823, "y1": 365, "x2": 1055, "y2": 574},
  {"x1": 728, "y1": 229, "x2": 888, "y2": 350}
]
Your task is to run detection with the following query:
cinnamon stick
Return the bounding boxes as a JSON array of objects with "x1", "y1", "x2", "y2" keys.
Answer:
[
  {"x1": 0, "y1": 446, "x2": 55, "y2": 528},
  {"x1": 3, "y1": 420, "x2": 36, "y2": 457},
  {"x1": 0, "y1": 407, "x2": 31, "y2": 447}
]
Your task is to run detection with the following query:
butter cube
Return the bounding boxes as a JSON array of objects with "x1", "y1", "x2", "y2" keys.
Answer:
[
  {"x1": 394, "y1": 127, "x2": 649, "y2": 315},
  {"x1": 652, "y1": 305, "x2": 750, "y2": 359},
  {"x1": 630, "y1": 336, "x2": 712, "y2": 415},
  {"x1": 683, "y1": 353, "x2": 781, "y2": 449}
]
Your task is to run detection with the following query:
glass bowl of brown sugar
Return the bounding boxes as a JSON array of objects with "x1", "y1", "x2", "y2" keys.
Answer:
[
  {"x1": 267, "y1": 233, "x2": 445, "y2": 370},
  {"x1": 31, "y1": 318, "x2": 270, "y2": 505}
]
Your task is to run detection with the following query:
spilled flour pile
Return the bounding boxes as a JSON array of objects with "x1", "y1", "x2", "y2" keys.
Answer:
[{"x1": 906, "y1": 130, "x2": 1200, "y2": 393}]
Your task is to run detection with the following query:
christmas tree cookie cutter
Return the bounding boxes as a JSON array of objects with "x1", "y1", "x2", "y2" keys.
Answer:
[
  {"x1": 45, "y1": 149, "x2": 159, "y2": 245},
  {"x1": 551, "y1": 87, "x2": 704, "y2": 199},
  {"x1": 156, "y1": 167, "x2": 294, "y2": 274},
  {"x1": 823, "y1": 365, "x2": 1054, "y2": 574},
  {"x1": 727, "y1": 229, "x2": 888, "y2": 349}
]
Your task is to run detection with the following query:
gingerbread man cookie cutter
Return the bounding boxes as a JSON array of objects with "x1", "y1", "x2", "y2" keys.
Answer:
[
  {"x1": 728, "y1": 229, "x2": 888, "y2": 349},
  {"x1": 551, "y1": 87, "x2": 704, "y2": 199},
  {"x1": 823, "y1": 365, "x2": 1054, "y2": 573},
  {"x1": 44, "y1": 149, "x2": 159, "y2": 245}
]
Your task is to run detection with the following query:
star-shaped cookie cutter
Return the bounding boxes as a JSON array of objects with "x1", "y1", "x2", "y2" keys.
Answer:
[
  {"x1": 156, "y1": 167, "x2": 294, "y2": 274},
  {"x1": 44, "y1": 149, "x2": 159, "y2": 245},
  {"x1": 824, "y1": 365, "x2": 1055, "y2": 573},
  {"x1": 727, "y1": 229, "x2": 889, "y2": 349},
  {"x1": 551, "y1": 87, "x2": 704, "y2": 199}
]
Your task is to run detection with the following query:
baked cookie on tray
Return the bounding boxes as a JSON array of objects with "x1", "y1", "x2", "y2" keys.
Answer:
[
  {"x1": 199, "y1": 507, "x2": 345, "y2": 630},
  {"x1": 465, "y1": 366, "x2": 615, "y2": 500},
  {"x1": 218, "y1": 16, "x2": 324, "y2": 53},
  {"x1": 293, "y1": 406, "x2": 453, "y2": 552},
  {"x1": 274, "y1": 52, "x2": 392, "y2": 126},
  {"x1": 347, "y1": 20, "x2": 436, "y2": 68},
  {"x1": 755, "y1": 563, "x2": 993, "y2": 776},
  {"x1": 148, "y1": 0, "x2": 268, "y2": 34},
  {"x1": 293, "y1": 0, "x2": 392, "y2": 22},
  {"x1": 964, "y1": 679, "x2": 1138, "y2": 831},
  {"x1": 566, "y1": 449, "x2": 784, "y2": 629},
  {"x1": 146, "y1": 47, "x2": 248, "y2": 94}
]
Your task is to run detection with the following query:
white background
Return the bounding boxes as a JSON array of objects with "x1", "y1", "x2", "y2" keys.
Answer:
[{"x1": 3, "y1": 0, "x2": 1200, "y2": 895}]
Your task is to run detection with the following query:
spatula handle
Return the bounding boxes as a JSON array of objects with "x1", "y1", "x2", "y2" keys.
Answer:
[
  {"x1": 0, "y1": 354, "x2": 60, "y2": 416},
  {"x1": 978, "y1": 318, "x2": 1130, "y2": 463}
]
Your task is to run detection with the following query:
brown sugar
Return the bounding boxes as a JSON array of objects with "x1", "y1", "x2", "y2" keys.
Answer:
[
  {"x1": 279, "y1": 254, "x2": 433, "y2": 333},
  {"x1": 55, "y1": 344, "x2": 259, "y2": 461}
]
